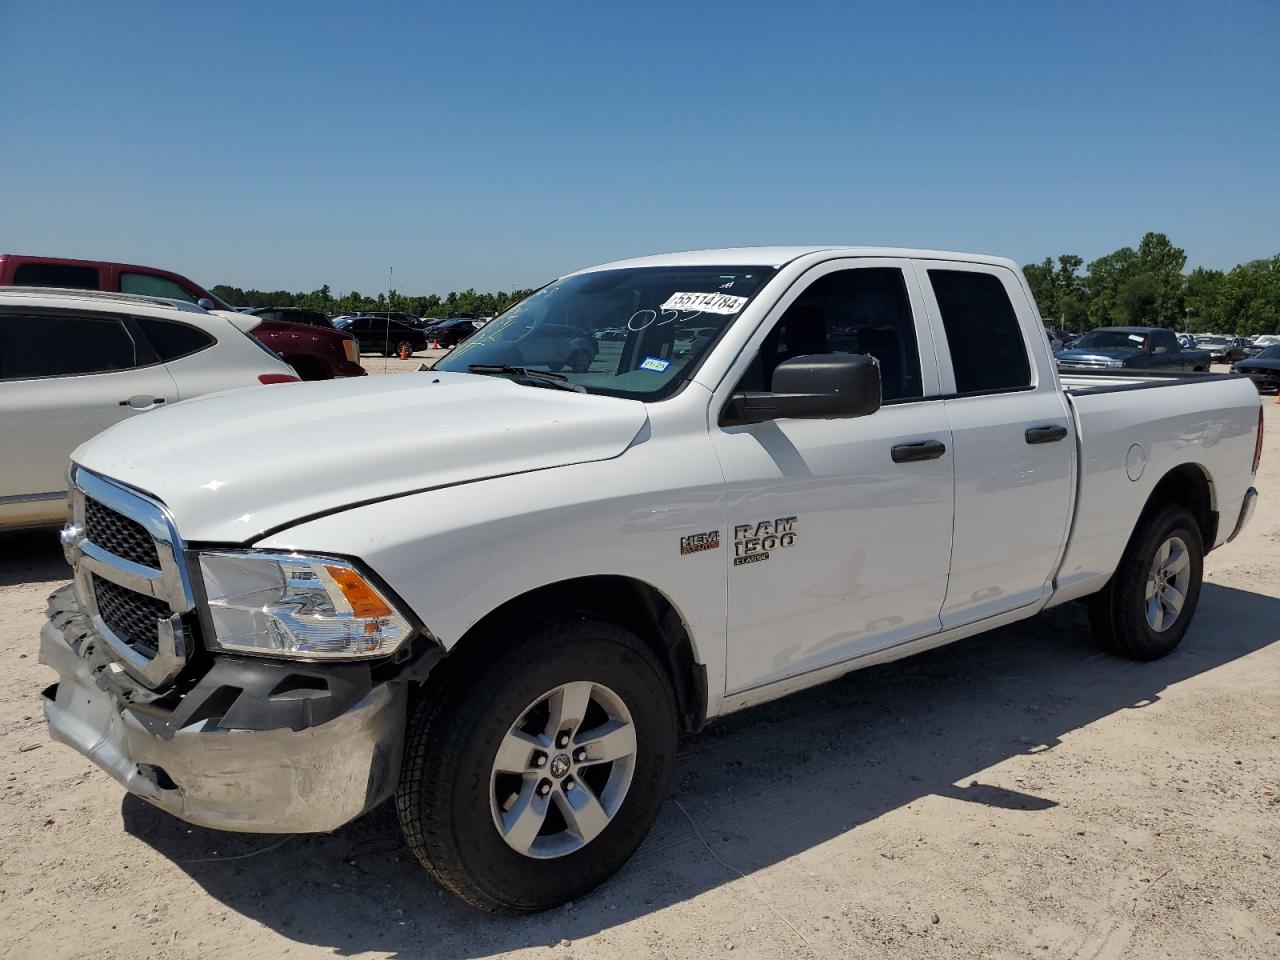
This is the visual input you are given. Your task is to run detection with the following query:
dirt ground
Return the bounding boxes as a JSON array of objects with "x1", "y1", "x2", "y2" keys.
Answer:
[{"x1": 1, "y1": 383, "x2": 1277, "y2": 960}]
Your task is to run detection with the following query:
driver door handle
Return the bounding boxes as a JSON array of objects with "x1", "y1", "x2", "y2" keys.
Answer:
[
  {"x1": 120, "y1": 395, "x2": 168, "y2": 410},
  {"x1": 891, "y1": 440, "x2": 947, "y2": 463},
  {"x1": 1025, "y1": 424, "x2": 1069, "y2": 444}
]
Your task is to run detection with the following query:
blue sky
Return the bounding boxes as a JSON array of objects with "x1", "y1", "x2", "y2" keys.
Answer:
[{"x1": 4, "y1": 1, "x2": 1277, "y2": 294}]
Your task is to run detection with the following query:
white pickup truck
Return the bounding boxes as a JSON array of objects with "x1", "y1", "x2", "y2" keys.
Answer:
[{"x1": 41, "y1": 247, "x2": 1262, "y2": 912}]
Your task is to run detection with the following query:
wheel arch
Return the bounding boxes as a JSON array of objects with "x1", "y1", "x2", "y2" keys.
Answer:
[
  {"x1": 1141, "y1": 461, "x2": 1218, "y2": 550},
  {"x1": 429, "y1": 575, "x2": 708, "y2": 733}
]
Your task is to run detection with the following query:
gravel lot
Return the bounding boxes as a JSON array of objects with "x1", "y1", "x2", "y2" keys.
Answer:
[{"x1": 2, "y1": 375, "x2": 1277, "y2": 960}]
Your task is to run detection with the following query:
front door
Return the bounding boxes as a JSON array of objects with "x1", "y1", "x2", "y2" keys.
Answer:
[
  {"x1": 711, "y1": 259, "x2": 955, "y2": 694},
  {"x1": 0, "y1": 307, "x2": 177, "y2": 524}
]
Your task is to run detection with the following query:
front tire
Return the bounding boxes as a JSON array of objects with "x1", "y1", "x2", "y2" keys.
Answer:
[
  {"x1": 1087, "y1": 503, "x2": 1204, "y2": 660},
  {"x1": 396, "y1": 614, "x2": 677, "y2": 912}
]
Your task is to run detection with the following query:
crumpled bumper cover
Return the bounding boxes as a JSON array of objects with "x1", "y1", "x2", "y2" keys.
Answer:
[{"x1": 39, "y1": 592, "x2": 407, "y2": 834}]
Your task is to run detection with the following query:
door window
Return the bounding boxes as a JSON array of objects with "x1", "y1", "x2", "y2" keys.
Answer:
[
  {"x1": 120, "y1": 272, "x2": 199, "y2": 303},
  {"x1": 0, "y1": 313, "x2": 137, "y2": 380},
  {"x1": 12, "y1": 262, "x2": 101, "y2": 290},
  {"x1": 927, "y1": 270, "x2": 1031, "y2": 394},
  {"x1": 735, "y1": 267, "x2": 924, "y2": 402},
  {"x1": 135, "y1": 317, "x2": 215, "y2": 360}
]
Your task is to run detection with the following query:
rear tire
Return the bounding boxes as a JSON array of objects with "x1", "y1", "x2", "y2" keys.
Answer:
[
  {"x1": 396, "y1": 614, "x2": 677, "y2": 912},
  {"x1": 1087, "y1": 503, "x2": 1203, "y2": 660}
]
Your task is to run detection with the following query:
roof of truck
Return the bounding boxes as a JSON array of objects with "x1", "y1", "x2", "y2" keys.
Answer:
[{"x1": 574, "y1": 246, "x2": 1021, "y2": 273}]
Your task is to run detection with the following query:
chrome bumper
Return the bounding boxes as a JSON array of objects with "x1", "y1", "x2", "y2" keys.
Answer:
[
  {"x1": 40, "y1": 597, "x2": 407, "y2": 834},
  {"x1": 1226, "y1": 487, "x2": 1259, "y2": 544}
]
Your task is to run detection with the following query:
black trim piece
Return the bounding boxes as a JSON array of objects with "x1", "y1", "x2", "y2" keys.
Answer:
[
  {"x1": 891, "y1": 440, "x2": 947, "y2": 463},
  {"x1": 0, "y1": 490, "x2": 64, "y2": 504},
  {"x1": 1025, "y1": 424, "x2": 1069, "y2": 444}
]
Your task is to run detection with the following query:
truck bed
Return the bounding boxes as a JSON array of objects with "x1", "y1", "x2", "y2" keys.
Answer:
[
  {"x1": 1050, "y1": 369, "x2": 1260, "y2": 607},
  {"x1": 1059, "y1": 368, "x2": 1246, "y2": 395}
]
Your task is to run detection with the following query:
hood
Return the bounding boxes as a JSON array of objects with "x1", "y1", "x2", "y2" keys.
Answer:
[
  {"x1": 73, "y1": 372, "x2": 649, "y2": 542},
  {"x1": 1056, "y1": 346, "x2": 1138, "y2": 362},
  {"x1": 1236, "y1": 357, "x2": 1280, "y2": 370}
]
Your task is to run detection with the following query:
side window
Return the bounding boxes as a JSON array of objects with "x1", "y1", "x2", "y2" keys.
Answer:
[
  {"x1": 13, "y1": 262, "x2": 101, "y2": 290},
  {"x1": 1154, "y1": 330, "x2": 1179, "y2": 353},
  {"x1": 120, "y1": 272, "x2": 199, "y2": 303},
  {"x1": 736, "y1": 268, "x2": 924, "y2": 401},
  {"x1": 928, "y1": 270, "x2": 1031, "y2": 394},
  {"x1": 0, "y1": 313, "x2": 137, "y2": 380},
  {"x1": 135, "y1": 317, "x2": 215, "y2": 361}
]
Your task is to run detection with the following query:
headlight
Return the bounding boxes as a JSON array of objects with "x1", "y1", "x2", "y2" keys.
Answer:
[
  {"x1": 198, "y1": 551, "x2": 412, "y2": 658},
  {"x1": 342, "y1": 337, "x2": 360, "y2": 363}
]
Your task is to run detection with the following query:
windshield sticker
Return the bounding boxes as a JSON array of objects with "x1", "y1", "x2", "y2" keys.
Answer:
[
  {"x1": 639, "y1": 356, "x2": 671, "y2": 373},
  {"x1": 733, "y1": 516, "x2": 797, "y2": 566},
  {"x1": 1129, "y1": 334, "x2": 1145, "y2": 343},
  {"x1": 660, "y1": 291, "x2": 749, "y2": 315}
]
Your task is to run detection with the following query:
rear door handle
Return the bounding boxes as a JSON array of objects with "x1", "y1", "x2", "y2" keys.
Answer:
[
  {"x1": 891, "y1": 440, "x2": 947, "y2": 463},
  {"x1": 1025, "y1": 424, "x2": 1069, "y2": 444},
  {"x1": 120, "y1": 395, "x2": 168, "y2": 411}
]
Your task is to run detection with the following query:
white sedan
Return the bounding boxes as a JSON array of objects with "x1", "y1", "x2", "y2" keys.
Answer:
[{"x1": 0, "y1": 287, "x2": 299, "y2": 530}]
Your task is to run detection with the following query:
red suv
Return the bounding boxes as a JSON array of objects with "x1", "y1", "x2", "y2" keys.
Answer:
[{"x1": 0, "y1": 254, "x2": 365, "y2": 381}]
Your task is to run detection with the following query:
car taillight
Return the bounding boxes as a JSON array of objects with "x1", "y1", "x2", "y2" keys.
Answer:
[
  {"x1": 259, "y1": 373, "x2": 300, "y2": 384},
  {"x1": 1254, "y1": 406, "x2": 1264, "y2": 474}
]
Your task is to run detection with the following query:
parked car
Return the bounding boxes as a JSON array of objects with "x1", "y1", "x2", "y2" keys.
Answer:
[
  {"x1": 334, "y1": 315, "x2": 430, "y2": 355},
  {"x1": 428, "y1": 317, "x2": 487, "y2": 348},
  {"x1": 248, "y1": 307, "x2": 334, "y2": 328},
  {"x1": 1199, "y1": 336, "x2": 1247, "y2": 363},
  {"x1": 244, "y1": 308, "x2": 364, "y2": 380},
  {"x1": 41, "y1": 246, "x2": 1262, "y2": 912},
  {"x1": 0, "y1": 287, "x2": 299, "y2": 530},
  {"x1": 1232, "y1": 345, "x2": 1280, "y2": 392},
  {"x1": 1243, "y1": 334, "x2": 1280, "y2": 358},
  {"x1": 0, "y1": 255, "x2": 362, "y2": 381},
  {"x1": 1056, "y1": 327, "x2": 1211, "y2": 372}
]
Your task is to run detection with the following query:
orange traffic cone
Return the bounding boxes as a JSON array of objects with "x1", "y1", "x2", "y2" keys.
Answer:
[{"x1": 399, "y1": 343, "x2": 410, "y2": 361}]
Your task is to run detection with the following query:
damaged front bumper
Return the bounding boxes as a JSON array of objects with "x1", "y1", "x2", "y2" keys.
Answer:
[{"x1": 39, "y1": 587, "x2": 407, "y2": 834}]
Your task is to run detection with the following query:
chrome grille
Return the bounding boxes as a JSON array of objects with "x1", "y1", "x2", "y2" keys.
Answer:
[
  {"x1": 85, "y1": 496, "x2": 160, "y2": 568},
  {"x1": 91, "y1": 574, "x2": 167, "y2": 656},
  {"x1": 63, "y1": 467, "x2": 195, "y2": 688}
]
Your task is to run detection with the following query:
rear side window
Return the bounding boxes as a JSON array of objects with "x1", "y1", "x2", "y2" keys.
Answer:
[
  {"x1": 135, "y1": 317, "x2": 215, "y2": 360},
  {"x1": 12, "y1": 262, "x2": 101, "y2": 290},
  {"x1": 928, "y1": 270, "x2": 1031, "y2": 394},
  {"x1": 0, "y1": 312, "x2": 137, "y2": 380},
  {"x1": 120, "y1": 272, "x2": 199, "y2": 303}
]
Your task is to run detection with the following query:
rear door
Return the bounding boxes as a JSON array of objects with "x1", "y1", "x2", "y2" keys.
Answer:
[
  {"x1": 0, "y1": 308, "x2": 177, "y2": 521},
  {"x1": 913, "y1": 261, "x2": 1075, "y2": 627}
]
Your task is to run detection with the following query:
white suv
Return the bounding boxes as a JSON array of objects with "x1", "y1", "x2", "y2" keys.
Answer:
[{"x1": 0, "y1": 287, "x2": 299, "y2": 530}]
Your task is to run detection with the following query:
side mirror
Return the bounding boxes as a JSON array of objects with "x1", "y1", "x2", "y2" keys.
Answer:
[
  {"x1": 722, "y1": 353, "x2": 882, "y2": 426},
  {"x1": 196, "y1": 298, "x2": 215, "y2": 310}
]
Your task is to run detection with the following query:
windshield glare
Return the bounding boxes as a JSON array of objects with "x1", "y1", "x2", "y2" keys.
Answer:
[
  {"x1": 1075, "y1": 330, "x2": 1148, "y2": 350},
  {"x1": 434, "y1": 266, "x2": 775, "y2": 399}
]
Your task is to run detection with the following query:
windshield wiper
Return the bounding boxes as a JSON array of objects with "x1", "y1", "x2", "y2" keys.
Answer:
[{"x1": 467, "y1": 364, "x2": 586, "y2": 393}]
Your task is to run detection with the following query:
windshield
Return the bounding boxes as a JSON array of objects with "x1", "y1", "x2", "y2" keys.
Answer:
[
  {"x1": 1258, "y1": 345, "x2": 1280, "y2": 359},
  {"x1": 435, "y1": 266, "x2": 776, "y2": 399},
  {"x1": 1074, "y1": 330, "x2": 1148, "y2": 351},
  {"x1": 1202, "y1": 336, "x2": 1229, "y2": 345}
]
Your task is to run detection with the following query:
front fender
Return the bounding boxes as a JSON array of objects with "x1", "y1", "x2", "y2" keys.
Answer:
[{"x1": 252, "y1": 444, "x2": 729, "y2": 718}]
